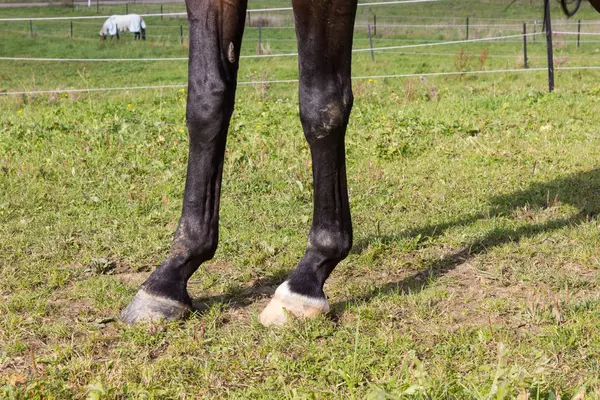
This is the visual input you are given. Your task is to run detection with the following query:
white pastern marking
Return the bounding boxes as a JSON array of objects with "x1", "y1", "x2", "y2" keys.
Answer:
[{"x1": 275, "y1": 281, "x2": 330, "y2": 312}]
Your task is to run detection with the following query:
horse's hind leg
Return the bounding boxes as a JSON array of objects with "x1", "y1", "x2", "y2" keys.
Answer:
[
  {"x1": 259, "y1": 0, "x2": 357, "y2": 325},
  {"x1": 121, "y1": 0, "x2": 248, "y2": 323}
]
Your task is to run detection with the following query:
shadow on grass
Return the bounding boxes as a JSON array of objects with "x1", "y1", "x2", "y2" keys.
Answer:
[
  {"x1": 191, "y1": 168, "x2": 600, "y2": 315},
  {"x1": 192, "y1": 268, "x2": 288, "y2": 312},
  {"x1": 332, "y1": 167, "x2": 600, "y2": 315}
]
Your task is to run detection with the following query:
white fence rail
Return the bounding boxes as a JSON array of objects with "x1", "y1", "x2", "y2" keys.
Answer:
[
  {"x1": 3, "y1": 66, "x2": 600, "y2": 96},
  {"x1": 0, "y1": 0, "x2": 442, "y2": 21}
]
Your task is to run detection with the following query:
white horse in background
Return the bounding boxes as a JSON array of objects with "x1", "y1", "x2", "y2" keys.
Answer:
[{"x1": 100, "y1": 14, "x2": 146, "y2": 40}]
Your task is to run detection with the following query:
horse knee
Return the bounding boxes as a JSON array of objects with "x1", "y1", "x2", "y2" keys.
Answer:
[
  {"x1": 299, "y1": 82, "x2": 353, "y2": 144},
  {"x1": 186, "y1": 84, "x2": 233, "y2": 143}
]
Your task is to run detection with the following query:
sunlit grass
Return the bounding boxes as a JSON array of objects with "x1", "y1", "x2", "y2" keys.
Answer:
[{"x1": 2, "y1": 1, "x2": 600, "y2": 398}]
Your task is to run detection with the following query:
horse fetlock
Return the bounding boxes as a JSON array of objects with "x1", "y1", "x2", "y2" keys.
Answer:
[{"x1": 308, "y1": 228, "x2": 352, "y2": 261}]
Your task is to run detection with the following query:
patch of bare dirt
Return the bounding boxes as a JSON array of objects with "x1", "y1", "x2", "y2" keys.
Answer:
[
  {"x1": 117, "y1": 272, "x2": 150, "y2": 287},
  {"x1": 46, "y1": 296, "x2": 95, "y2": 323}
]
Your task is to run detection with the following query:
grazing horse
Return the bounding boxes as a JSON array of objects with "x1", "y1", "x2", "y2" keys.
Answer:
[
  {"x1": 121, "y1": 0, "x2": 600, "y2": 326},
  {"x1": 100, "y1": 14, "x2": 146, "y2": 40}
]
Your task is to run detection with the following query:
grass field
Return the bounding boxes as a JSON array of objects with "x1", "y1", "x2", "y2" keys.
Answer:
[{"x1": 3, "y1": 0, "x2": 600, "y2": 398}]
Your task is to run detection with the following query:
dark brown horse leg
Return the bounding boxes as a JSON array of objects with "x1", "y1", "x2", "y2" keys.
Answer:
[
  {"x1": 260, "y1": 0, "x2": 357, "y2": 325},
  {"x1": 121, "y1": 0, "x2": 247, "y2": 323}
]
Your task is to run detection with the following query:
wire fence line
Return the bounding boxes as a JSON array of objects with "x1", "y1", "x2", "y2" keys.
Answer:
[
  {"x1": 0, "y1": 0, "x2": 443, "y2": 21},
  {"x1": 2, "y1": 4, "x2": 598, "y2": 97},
  {"x1": 37, "y1": 18, "x2": 587, "y2": 28},
  {"x1": 4, "y1": 66, "x2": 600, "y2": 97},
  {"x1": 0, "y1": 30, "x2": 548, "y2": 44},
  {"x1": 0, "y1": 22, "x2": 524, "y2": 29},
  {"x1": 554, "y1": 31, "x2": 600, "y2": 35},
  {"x1": 0, "y1": 32, "x2": 542, "y2": 64},
  {"x1": 5, "y1": 19, "x2": 593, "y2": 45},
  {"x1": 356, "y1": 23, "x2": 524, "y2": 28},
  {"x1": 3, "y1": 19, "x2": 585, "y2": 28},
  {"x1": 378, "y1": 50, "x2": 600, "y2": 59}
]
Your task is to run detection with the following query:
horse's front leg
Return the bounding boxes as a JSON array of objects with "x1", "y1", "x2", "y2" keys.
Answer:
[
  {"x1": 259, "y1": 0, "x2": 357, "y2": 325},
  {"x1": 121, "y1": 0, "x2": 248, "y2": 323}
]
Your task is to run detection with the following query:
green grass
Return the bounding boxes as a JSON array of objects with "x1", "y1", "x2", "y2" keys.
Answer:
[{"x1": 2, "y1": 0, "x2": 600, "y2": 398}]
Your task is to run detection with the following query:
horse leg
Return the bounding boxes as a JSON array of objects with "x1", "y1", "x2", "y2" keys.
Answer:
[
  {"x1": 121, "y1": 0, "x2": 247, "y2": 323},
  {"x1": 259, "y1": 0, "x2": 357, "y2": 325}
]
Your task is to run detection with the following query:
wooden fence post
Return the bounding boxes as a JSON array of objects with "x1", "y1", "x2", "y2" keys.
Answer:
[
  {"x1": 373, "y1": 14, "x2": 376, "y2": 36},
  {"x1": 544, "y1": 0, "x2": 554, "y2": 91},
  {"x1": 368, "y1": 23, "x2": 375, "y2": 61},
  {"x1": 523, "y1": 22, "x2": 528, "y2": 69}
]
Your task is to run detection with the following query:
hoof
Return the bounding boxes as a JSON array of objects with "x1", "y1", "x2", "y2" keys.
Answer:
[
  {"x1": 120, "y1": 289, "x2": 191, "y2": 324},
  {"x1": 259, "y1": 281, "x2": 329, "y2": 326}
]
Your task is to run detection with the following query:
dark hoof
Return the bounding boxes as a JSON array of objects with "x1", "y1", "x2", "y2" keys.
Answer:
[{"x1": 120, "y1": 289, "x2": 191, "y2": 324}]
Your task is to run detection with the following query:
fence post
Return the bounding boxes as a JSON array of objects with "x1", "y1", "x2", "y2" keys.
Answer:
[
  {"x1": 577, "y1": 19, "x2": 581, "y2": 48},
  {"x1": 523, "y1": 22, "x2": 528, "y2": 69},
  {"x1": 96, "y1": 0, "x2": 99, "y2": 13},
  {"x1": 373, "y1": 14, "x2": 376, "y2": 36},
  {"x1": 258, "y1": 25, "x2": 263, "y2": 55},
  {"x1": 368, "y1": 23, "x2": 375, "y2": 61},
  {"x1": 247, "y1": 11, "x2": 251, "y2": 26},
  {"x1": 180, "y1": 25, "x2": 183, "y2": 45},
  {"x1": 29, "y1": 20, "x2": 33, "y2": 36},
  {"x1": 544, "y1": 0, "x2": 554, "y2": 91},
  {"x1": 126, "y1": 3, "x2": 128, "y2": 14},
  {"x1": 71, "y1": 21, "x2": 73, "y2": 39},
  {"x1": 161, "y1": 5, "x2": 163, "y2": 20},
  {"x1": 466, "y1": 16, "x2": 469, "y2": 40},
  {"x1": 533, "y1": 19, "x2": 536, "y2": 42}
]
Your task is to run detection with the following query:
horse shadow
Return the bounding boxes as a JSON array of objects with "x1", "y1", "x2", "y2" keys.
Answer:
[
  {"x1": 192, "y1": 168, "x2": 600, "y2": 316},
  {"x1": 332, "y1": 167, "x2": 600, "y2": 314}
]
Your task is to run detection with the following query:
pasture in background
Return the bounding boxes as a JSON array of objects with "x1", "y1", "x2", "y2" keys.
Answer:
[{"x1": 2, "y1": 0, "x2": 600, "y2": 398}]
